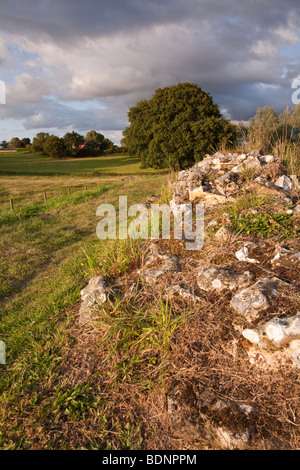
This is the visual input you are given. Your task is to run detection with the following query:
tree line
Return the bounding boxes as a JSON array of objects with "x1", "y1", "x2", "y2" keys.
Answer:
[
  {"x1": 2, "y1": 82, "x2": 299, "y2": 167},
  {"x1": 0, "y1": 130, "x2": 121, "y2": 158}
]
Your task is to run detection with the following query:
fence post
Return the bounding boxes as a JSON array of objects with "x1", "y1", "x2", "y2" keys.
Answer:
[
  {"x1": 44, "y1": 192, "x2": 47, "y2": 202},
  {"x1": 10, "y1": 199, "x2": 14, "y2": 211}
]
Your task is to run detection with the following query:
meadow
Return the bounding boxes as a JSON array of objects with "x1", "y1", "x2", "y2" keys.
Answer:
[
  {"x1": 0, "y1": 151, "x2": 170, "y2": 449},
  {"x1": 0, "y1": 151, "x2": 164, "y2": 176}
]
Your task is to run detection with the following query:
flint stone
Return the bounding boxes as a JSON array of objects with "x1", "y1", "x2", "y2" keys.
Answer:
[
  {"x1": 231, "y1": 156, "x2": 261, "y2": 175},
  {"x1": 244, "y1": 155, "x2": 262, "y2": 167},
  {"x1": 143, "y1": 269, "x2": 166, "y2": 284},
  {"x1": 275, "y1": 175, "x2": 293, "y2": 192},
  {"x1": 140, "y1": 244, "x2": 181, "y2": 284},
  {"x1": 230, "y1": 277, "x2": 290, "y2": 322},
  {"x1": 214, "y1": 171, "x2": 234, "y2": 187},
  {"x1": 165, "y1": 284, "x2": 201, "y2": 302},
  {"x1": 197, "y1": 267, "x2": 254, "y2": 292},
  {"x1": 235, "y1": 244, "x2": 260, "y2": 264},
  {"x1": 265, "y1": 315, "x2": 300, "y2": 344},
  {"x1": 242, "y1": 314, "x2": 300, "y2": 348},
  {"x1": 258, "y1": 155, "x2": 275, "y2": 164},
  {"x1": 79, "y1": 276, "x2": 108, "y2": 324},
  {"x1": 254, "y1": 176, "x2": 274, "y2": 188},
  {"x1": 270, "y1": 246, "x2": 300, "y2": 269}
]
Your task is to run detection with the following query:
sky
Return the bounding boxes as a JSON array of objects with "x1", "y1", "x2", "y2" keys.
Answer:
[{"x1": 0, "y1": 0, "x2": 300, "y2": 145}]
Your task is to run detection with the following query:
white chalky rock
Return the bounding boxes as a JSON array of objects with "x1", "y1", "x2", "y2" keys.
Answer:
[
  {"x1": 235, "y1": 245, "x2": 260, "y2": 264},
  {"x1": 265, "y1": 321, "x2": 286, "y2": 343},
  {"x1": 230, "y1": 277, "x2": 289, "y2": 322},
  {"x1": 242, "y1": 328, "x2": 262, "y2": 344},
  {"x1": 242, "y1": 314, "x2": 300, "y2": 348},
  {"x1": 212, "y1": 279, "x2": 222, "y2": 289},
  {"x1": 79, "y1": 276, "x2": 108, "y2": 324}
]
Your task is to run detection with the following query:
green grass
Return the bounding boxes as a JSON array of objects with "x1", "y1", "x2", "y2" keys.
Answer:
[
  {"x1": 0, "y1": 156, "x2": 171, "y2": 449},
  {"x1": 228, "y1": 208, "x2": 299, "y2": 238},
  {"x1": 0, "y1": 184, "x2": 116, "y2": 225},
  {"x1": 0, "y1": 151, "x2": 166, "y2": 176},
  {"x1": 97, "y1": 294, "x2": 190, "y2": 388}
]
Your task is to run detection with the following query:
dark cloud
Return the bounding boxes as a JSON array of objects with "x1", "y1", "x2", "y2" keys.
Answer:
[
  {"x1": 0, "y1": 0, "x2": 300, "y2": 142},
  {"x1": 0, "y1": 0, "x2": 299, "y2": 43}
]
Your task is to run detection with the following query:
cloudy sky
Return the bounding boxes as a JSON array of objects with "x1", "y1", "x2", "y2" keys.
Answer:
[{"x1": 0, "y1": 0, "x2": 300, "y2": 144}]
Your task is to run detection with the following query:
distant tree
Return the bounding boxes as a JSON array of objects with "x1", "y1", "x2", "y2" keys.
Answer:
[
  {"x1": 43, "y1": 135, "x2": 67, "y2": 159},
  {"x1": 123, "y1": 82, "x2": 238, "y2": 170},
  {"x1": 8, "y1": 137, "x2": 23, "y2": 148},
  {"x1": 21, "y1": 137, "x2": 31, "y2": 147},
  {"x1": 1, "y1": 140, "x2": 8, "y2": 148},
  {"x1": 85, "y1": 130, "x2": 105, "y2": 145},
  {"x1": 32, "y1": 132, "x2": 50, "y2": 152},
  {"x1": 25, "y1": 144, "x2": 34, "y2": 153},
  {"x1": 83, "y1": 130, "x2": 115, "y2": 155},
  {"x1": 102, "y1": 137, "x2": 117, "y2": 154},
  {"x1": 63, "y1": 131, "x2": 84, "y2": 156}
]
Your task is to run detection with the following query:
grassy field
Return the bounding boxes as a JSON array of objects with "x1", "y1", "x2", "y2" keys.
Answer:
[
  {"x1": 0, "y1": 152, "x2": 172, "y2": 449},
  {"x1": 0, "y1": 151, "x2": 165, "y2": 176}
]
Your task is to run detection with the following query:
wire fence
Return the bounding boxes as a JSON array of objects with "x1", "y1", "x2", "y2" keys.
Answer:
[{"x1": 7, "y1": 183, "x2": 102, "y2": 212}]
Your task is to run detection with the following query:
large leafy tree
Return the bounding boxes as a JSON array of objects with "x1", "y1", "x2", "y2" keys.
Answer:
[
  {"x1": 32, "y1": 132, "x2": 50, "y2": 152},
  {"x1": 84, "y1": 130, "x2": 114, "y2": 155},
  {"x1": 123, "y1": 82, "x2": 237, "y2": 170},
  {"x1": 8, "y1": 137, "x2": 23, "y2": 148},
  {"x1": 63, "y1": 131, "x2": 84, "y2": 156},
  {"x1": 43, "y1": 135, "x2": 67, "y2": 159}
]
